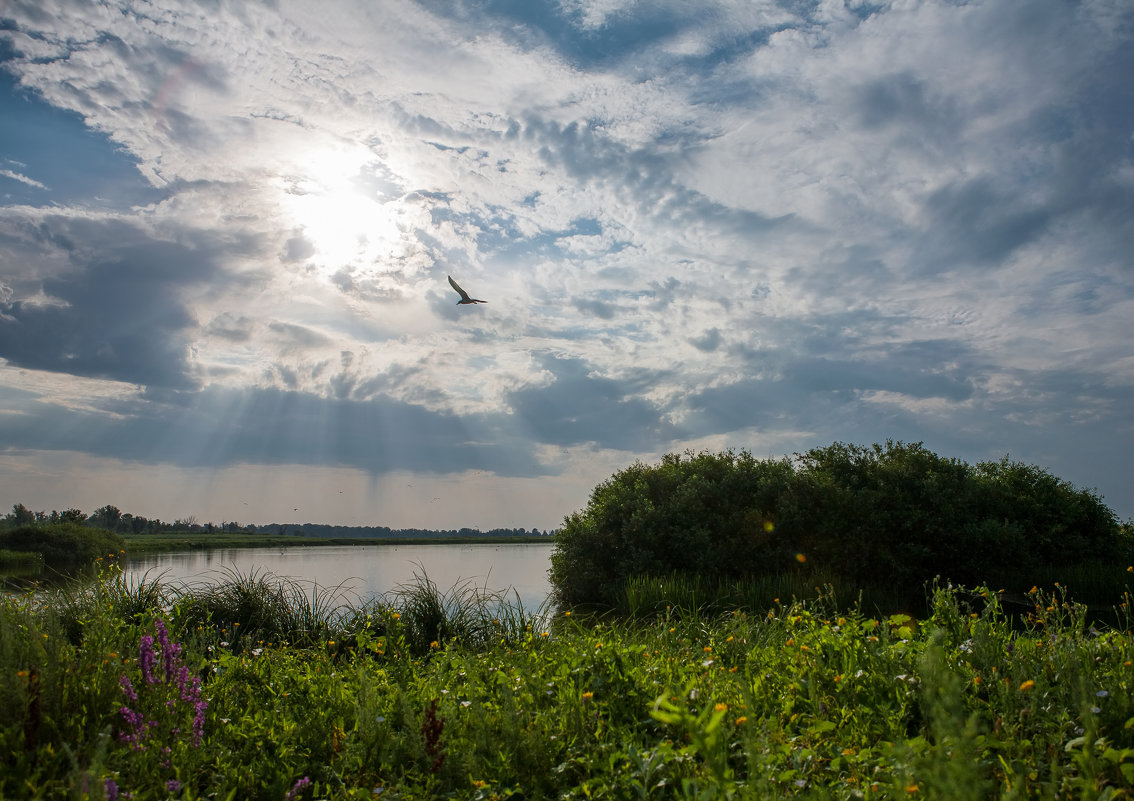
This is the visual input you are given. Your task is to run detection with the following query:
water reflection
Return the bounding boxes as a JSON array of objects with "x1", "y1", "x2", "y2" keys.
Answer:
[{"x1": 124, "y1": 542, "x2": 556, "y2": 610}]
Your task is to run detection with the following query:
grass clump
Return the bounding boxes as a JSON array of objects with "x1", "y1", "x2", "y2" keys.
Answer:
[{"x1": 3, "y1": 568, "x2": 1134, "y2": 798}]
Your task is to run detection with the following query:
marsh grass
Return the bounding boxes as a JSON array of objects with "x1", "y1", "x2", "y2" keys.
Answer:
[
  {"x1": 4, "y1": 567, "x2": 1134, "y2": 799},
  {"x1": 620, "y1": 570, "x2": 918, "y2": 620},
  {"x1": 0, "y1": 548, "x2": 43, "y2": 570}
]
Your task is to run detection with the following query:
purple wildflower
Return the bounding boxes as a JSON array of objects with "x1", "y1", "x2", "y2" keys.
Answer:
[
  {"x1": 155, "y1": 618, "x2": 182, "y2": 683},
  {"x1": 119, "y1": 675, "x2": 137, "y2": 704},
  {"x1": 285, "y1": 776, "x2": 312, "y2": 801},
  {"x1": 104, "y1": 778, "x2": 119, "y2": 801},
  {"x1": 165, "y1": 779, "x2": 181, "y2": 793},
  {"x1": 139, "y1": 634, "x2": 157, "y2": 685}
]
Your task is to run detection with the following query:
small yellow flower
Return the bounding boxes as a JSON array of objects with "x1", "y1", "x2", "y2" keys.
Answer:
[
  {"x1": 564, "y1": 611, "x2": 571, "y2": 617},
  {"x1": 833, "y1": 674, "x2": 842, "y2": 682},
  {"x1": 472, "y1": 780, "x2": 487, "y2": 789},
  {"x1": 726, "y1": 636, "x2": 734, "y2": 642},
  {"x1": 786, "y1": 638, "x2": 795, "y2": 647},
  {"x1": 795, "y1": 553, "x2": 806, "y2": 563},
  {"x1": 327, "y1": 640, "x2": 335, "y2": 646},
  {"x1": 735, "y1": 716, "x2": 747, "y2": 725},
  {"x1": 837, "y1": 617, "x2": 846, "y2": 626},
  {"x1": 1019, "y1": 679, "x2": 1036, "y2": 691},
  {"x1": 581, "y1": 691, "x2": 594, "y2": 702},
  {"x1": 906, "y1": 785, "x2": 919, "y2": 794},
  {"x1": 595, "y1": 642, "x2": 602, "y2": 649},
  {"x1": 842, "y1": 748, "x2": 855, "y2": 756},
  {"x1": 974, "y1": 676, "x2": 982, "y2": 685},
  {"x1": 703, "y1": 646, "x2": 712, "y2": 653},
  {"x1": 714, "y1": 702, "x2": 728, "y2": 712},
  {"x1": 429, "y1": 641, "x2": 440, "y2": 649},
  {"x1": 392, "y1": 612, "x2": 400, "y2": 620},
  {"x1": 540, "y1": 631, "x2": 549, "y2": 638},
  {"x1": 16, "y1": 670, "x2": 29, "y2": 678}
]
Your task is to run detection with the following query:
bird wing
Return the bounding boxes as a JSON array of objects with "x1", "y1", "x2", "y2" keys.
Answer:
[{"x1": 448, "y1": 275, "x2": 471, "y2": 301}]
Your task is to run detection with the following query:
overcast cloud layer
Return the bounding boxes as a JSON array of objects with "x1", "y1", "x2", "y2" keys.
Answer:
[{"x1": 1, "y1": 0, "x2": 1131, "y2": 529}]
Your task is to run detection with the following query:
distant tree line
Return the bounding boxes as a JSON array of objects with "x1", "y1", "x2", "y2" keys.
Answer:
[
  {"x1": 0, "y1": 503, "x2": 242, "y2": 535},
  {"x1": 0, "y1": 503, "x2": 554, "y2": 539},
  {"x1": 246, "y1": 523, "x2": 555, "y2": 538}
]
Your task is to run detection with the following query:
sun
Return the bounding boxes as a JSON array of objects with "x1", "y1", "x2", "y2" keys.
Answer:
[{"x1": 279, "y1": 145, "x2": 400, "y2": 271}]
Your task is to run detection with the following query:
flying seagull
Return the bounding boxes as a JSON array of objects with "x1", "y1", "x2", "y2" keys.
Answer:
[{"x1": 448, "y1": 275, "x2": 487, "y2": 305}]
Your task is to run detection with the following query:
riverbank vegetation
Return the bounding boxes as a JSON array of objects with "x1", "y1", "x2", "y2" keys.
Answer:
[{"x1": 3, "y1": 568, "x2": 1133, "y2": 799}]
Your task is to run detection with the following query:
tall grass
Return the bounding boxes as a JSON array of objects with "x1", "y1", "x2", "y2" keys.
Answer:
[{"x1": 4, "y1": 566, "x2": 1134, "y2": 798}]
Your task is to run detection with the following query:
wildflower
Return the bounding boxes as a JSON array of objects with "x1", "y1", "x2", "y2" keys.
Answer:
[
  {"x1": 581, "y1": 691, "x2": 594, "y2": 703},
  {"x1": 714, "y1": 702, "x2": 728, "y2": 712},
  {"x1": 833, "y1": 674, "x2": 842, "y2": 683},
  {"x1": 16, "y1": 669, "x2": 29, "y2": 678},
  {"x1": 595, "y1": 643, "x2": 602, "y2": 649},
  {"x1": 166, "y1": 779, "x2": 181, "y2": 793},
  {"x1": 430, "y1": 641, "x2": 440, "y2": 649},
  {"x1": 1019, "y1": 680, "x2": 1036, "y2": 691},
  {"x1": 328, "y1": 640, "x2": 336, "y2": 646},
  {"x1": 906, "y1": 785, "x2": 919, "y2": 794},
  {"x1": 973, "y1": 676, "x2": 982, "y2": 685},
  {"x1": 842, "y1": 748, "x2": 855, "y2": 756},
  {"x1": 472, "y1": 780, "x2": 488, "y2": 789},
  {"x1": 795, "y1": 553, "x2": 806, "y2": 563},
  {"x1": 563, "y1": 611, "x2": 571, "y2": 617},
  {"x1": 703, "y1": 646, "x2": 712, "y2": 653},
  {"x1": 285, "y1": 776, "x2": 312, "y2": 801},
  {"x1": 392, "y1": 612, "x2": 401, "y2": 620},
  {"x1": 104, "y1": 778, "x2": 119, "y2": 801}
]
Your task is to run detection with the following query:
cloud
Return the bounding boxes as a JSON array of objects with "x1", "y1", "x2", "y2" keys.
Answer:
[{"x1": 0, "y1": 0, "x2": 1131, "y2": 525}]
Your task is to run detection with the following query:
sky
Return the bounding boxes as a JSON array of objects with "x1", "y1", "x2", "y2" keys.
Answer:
[{"x1": 0, "y1": 0, "x2": 1132, "y2": 532}]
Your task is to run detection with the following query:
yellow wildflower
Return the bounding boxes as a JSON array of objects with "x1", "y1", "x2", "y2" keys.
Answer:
[{"x1": 1019, "y1": 679, "x2": 1036, "y2": 691}]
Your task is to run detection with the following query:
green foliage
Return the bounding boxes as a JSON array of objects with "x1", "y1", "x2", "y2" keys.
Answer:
[
  {"x1": 3, "y1": 570, "x2": 1134, "y2": 798},
  {"x1": 0, "y1": 523, "x2": 126, "y2": 568},
  {"x1": 550, "y1": 441, "x2": 1124, "y2": 610}
]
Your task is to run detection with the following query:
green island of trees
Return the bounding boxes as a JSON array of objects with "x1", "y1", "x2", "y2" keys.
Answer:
[{"x1": 549, "y1": 440, "x2": 1133, "y2": 613}]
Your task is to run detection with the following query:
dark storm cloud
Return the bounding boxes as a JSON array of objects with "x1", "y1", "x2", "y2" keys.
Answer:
[
  {"x1": 0, "y1": 384, "x2": 545, "y2": 477},
  {"x1": 507, "y1": 354, "x2": 677, "y2": 451},
  {"x1": 0, "y1": 214, "x2": 255, "y2": 388}
]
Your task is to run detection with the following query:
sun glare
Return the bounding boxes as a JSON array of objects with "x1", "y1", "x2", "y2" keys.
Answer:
[{"x1": 280, "y1": 146, "x2": 400, "y2": 271}]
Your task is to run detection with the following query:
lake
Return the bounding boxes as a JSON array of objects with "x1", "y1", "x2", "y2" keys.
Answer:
[{"x1": 124, "y1": 541, "x2": 556, "y2": 611}]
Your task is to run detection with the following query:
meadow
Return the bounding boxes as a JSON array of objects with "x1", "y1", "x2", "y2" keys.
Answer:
[{"x1": 3, "y1": 563, "x2": 1134, "y2": 800}]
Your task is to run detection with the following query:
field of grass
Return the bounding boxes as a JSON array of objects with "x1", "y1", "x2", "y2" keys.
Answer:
[{"x1": 3, "y1": 568, "x2": 1134, "y2": 799}]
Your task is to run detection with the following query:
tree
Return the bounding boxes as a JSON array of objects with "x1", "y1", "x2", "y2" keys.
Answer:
[
  {"x1": 6, "y1": 503, "x2": 36, "y2": 527},
  {"x1": 549, "y1": 441, "x2": 1124, "y2": 610},
  {"x1": 91, "y1": 504, "x2": 122, "y2": 530}
]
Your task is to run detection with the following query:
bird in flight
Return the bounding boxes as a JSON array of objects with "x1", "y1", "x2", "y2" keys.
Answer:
[{"x1": 448, "y1": 275, "x2": 487, "y2": 305}]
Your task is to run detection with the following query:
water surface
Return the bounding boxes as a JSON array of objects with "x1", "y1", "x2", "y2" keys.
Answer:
[{"x1": 124, "y1": 541, "x2": 556, "y2": 610}]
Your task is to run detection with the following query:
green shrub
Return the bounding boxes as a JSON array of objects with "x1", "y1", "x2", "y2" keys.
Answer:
[
  {"x1": 550, "y1": 441, "x2": 1123, "y2": 610},
  {"x1": 0, "y1": 523, "x2": 125, "y2": 568}
]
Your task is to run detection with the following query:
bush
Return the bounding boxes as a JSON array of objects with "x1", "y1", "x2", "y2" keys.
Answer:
[
  {"x1": 549, "y1": 441, "x2": 1124, "y2": 609},
  {"x1": 0, "y1": 523, "x2": 125, "y2": 568}
]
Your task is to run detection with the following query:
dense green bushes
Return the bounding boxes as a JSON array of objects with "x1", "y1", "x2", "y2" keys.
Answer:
[
  {"x1": 549, "y1": 441, "x2": 1129, "y2": 609},
  {"x1": 0, "y1": 523, "x2": 125, "y2": 568}
]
